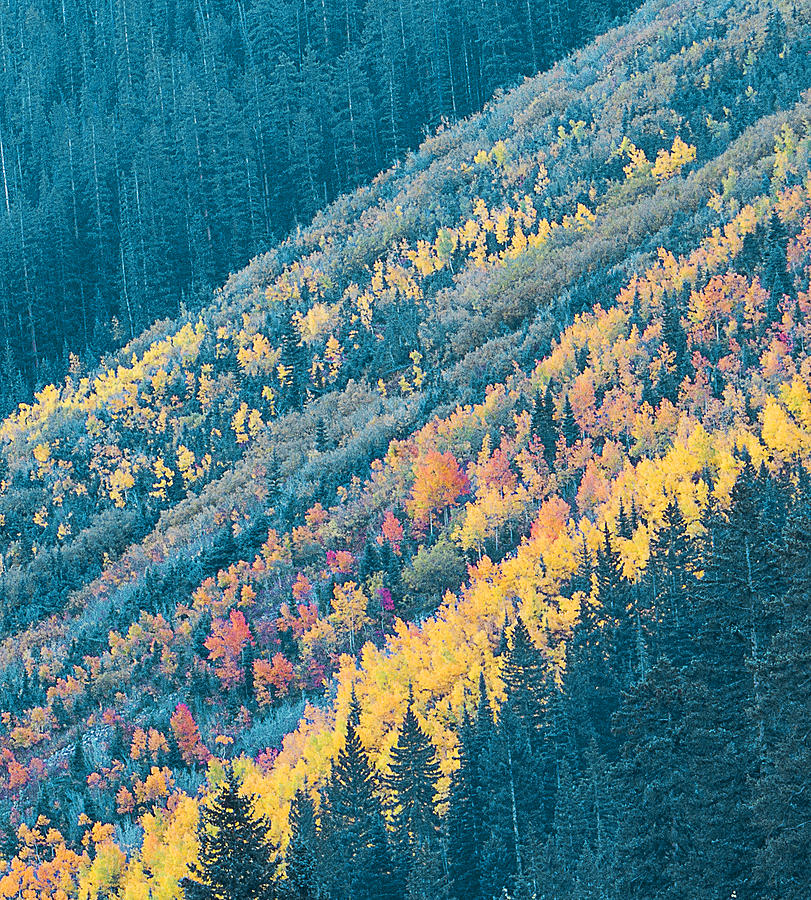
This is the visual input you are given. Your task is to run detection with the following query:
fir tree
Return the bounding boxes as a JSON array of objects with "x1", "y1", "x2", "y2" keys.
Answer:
[
  {"x1": 660, "y1": 291, "x2": 687, "y2": 401},
  {"x1": 531, "y1": 389, "x2": 558, "y2": 464},
  {"x1": 281, "y1": 317, "x2": 308, "y2": 409},
  {"x1": 750, "y1": 482, "x2": 811, "y2": 897},
  {"x1": 537, "y1": 759, "x2": 588, "y2": 900},
  {"x1": 564, "y1": 526, "x2": 632, "y2": 756},
  {"x1": 678, "y1": 460, "x2": 791, "y2": 895},
  {"x1": 612, "y1": 660, "x2": 699, "y2": 898},
  {"x1": 646, "y1": 499, "x2": 698, "y2": 666},
  {"x1": 751, "y1": 612, "x2": 811, "y2": 899},
  {"x1": 265, "y1": 453, "x2": 282, "y2": 498},
  {"x1": 476, "y1": 721, "x2": 522, "y2": 899},
  {"x1": 358, "y1": 539, "x2": 381, "y2": 581},
  {"x1": 764, "y1": 211, "x2": 792, "y2": 317},
  {"x1": 617, "y1": 497, "x2": 631, "y2": 539},
  {"x1": 314, "y1": 417, "x2": 328, "y2": 452},
  {"x1": 694, "y1": 459, "x2": 788, "y2": 700},
  {"x1": 566, "y1": 533, "x2": 593, "y2": 598}
]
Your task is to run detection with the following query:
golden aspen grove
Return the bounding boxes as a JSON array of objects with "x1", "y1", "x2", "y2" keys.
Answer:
[{"x1": 0, "y1": 0, "x2": 810, "y2": 897}]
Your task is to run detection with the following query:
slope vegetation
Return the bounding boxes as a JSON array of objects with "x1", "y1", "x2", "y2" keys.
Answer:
[{"x1": 0, "y1": 0, "x2": 809, "y2": 896}]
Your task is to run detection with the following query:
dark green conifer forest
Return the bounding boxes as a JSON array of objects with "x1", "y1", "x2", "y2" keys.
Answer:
[{"x1": 0, "y1": 0, "x2": 637, "y2": 395}]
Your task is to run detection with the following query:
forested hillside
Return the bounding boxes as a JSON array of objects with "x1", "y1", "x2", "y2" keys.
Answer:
[
  {"x1": 0, "y1": 0, "x2": 638, "y2": 390},
  {"x1": 0, "y1": 0, "x2": 810, "y2": 896}
]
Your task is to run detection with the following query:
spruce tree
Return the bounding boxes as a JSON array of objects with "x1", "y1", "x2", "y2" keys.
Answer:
[
  {"x1": 750, "y1": 482, "x2": 811, "y2": 897},
  {"x1": 320, "y1": 700, "x2": 397, "y2": 900},
  {"x1": 180, "y1": 767, "x2": 275, "y2": 900},
  {"x1": 446, "y1": 709, "x2": 482, "y2": 900},
  {"x1": 281, "y1": 790, "x2": 321, "y2": 900},
  {"x1": 385, "y1": 691, "x2": 441, "y2": 857},
  {"x1": 501, "y1": 616, "x2": 550, "y2": 746},
  {"x1": 560, "y1": 394, "x2": 578, "y2": 446}
]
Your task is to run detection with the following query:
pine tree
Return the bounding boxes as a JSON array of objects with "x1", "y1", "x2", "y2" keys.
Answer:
[
  {"x1": 404, "y1": 838, "x2": 447, "y2": 900},
  {"x1": 180, "y1": 767, "x2": 275, "y2": 900}
]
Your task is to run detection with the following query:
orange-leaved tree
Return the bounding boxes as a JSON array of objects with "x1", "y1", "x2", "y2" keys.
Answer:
[{"x1": 407, "y1": 449, "x2": 470, "y2": 534}]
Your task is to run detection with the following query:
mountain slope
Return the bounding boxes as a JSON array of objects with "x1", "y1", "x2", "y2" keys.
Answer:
[
  {"x1": 0, "y1": 0, "x2": 641, "y2": 389},
  {"x1": 0, "y1": 0, "x2": 810, "y2": 896}
]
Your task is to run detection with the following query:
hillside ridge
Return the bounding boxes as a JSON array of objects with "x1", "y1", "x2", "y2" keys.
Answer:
[{"x1": 0, "y1": 0, "x2": 810, "y2": 896}]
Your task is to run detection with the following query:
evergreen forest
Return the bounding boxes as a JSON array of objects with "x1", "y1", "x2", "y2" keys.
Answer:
[{"x1": 0, "y1": 0, "x2": 637, "y2": 392}]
